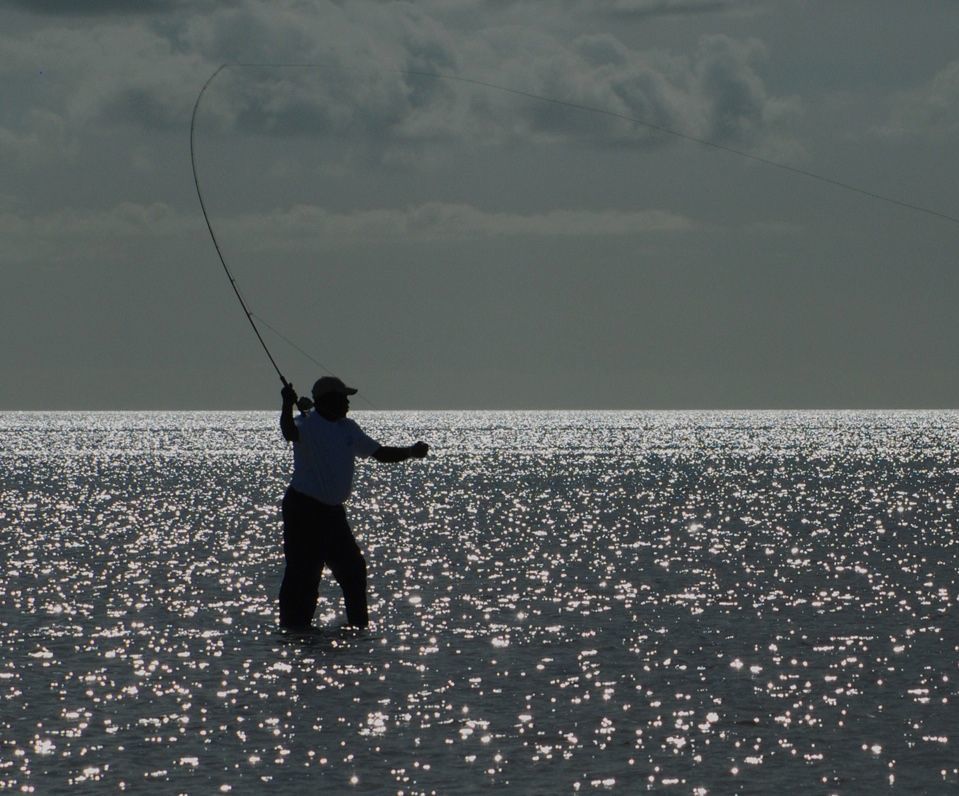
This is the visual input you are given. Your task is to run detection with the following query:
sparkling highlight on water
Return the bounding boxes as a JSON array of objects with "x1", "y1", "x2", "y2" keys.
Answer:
[{"x1": 1, "y1": 410, "x2": 957, "y2": 791}]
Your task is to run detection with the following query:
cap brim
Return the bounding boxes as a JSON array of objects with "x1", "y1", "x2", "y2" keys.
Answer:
[{"x1": 312, "y1": 387, "x2": 358, "y2": 399}]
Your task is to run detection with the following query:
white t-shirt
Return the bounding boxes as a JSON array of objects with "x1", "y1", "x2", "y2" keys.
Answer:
[{"x1": 289, "y1": 412, "x2": 380, "y2": 506}]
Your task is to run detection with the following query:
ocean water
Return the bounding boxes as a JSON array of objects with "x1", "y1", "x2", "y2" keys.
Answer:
[{"x1": 1, "y1": 410, "x2": 957, "y2": 794}]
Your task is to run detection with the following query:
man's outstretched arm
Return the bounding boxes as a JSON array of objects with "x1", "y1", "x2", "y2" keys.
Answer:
[
  {"x1": 372, "y1": 442, "x2": 429, "y2": 463},
  {"x1": 280, "y1": 384, "x2": 299, "y2": 443}
]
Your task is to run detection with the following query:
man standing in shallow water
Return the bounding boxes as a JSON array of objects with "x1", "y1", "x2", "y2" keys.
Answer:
[{"x1": 279, "y1": 376, "x2": 428, "y2": 630}]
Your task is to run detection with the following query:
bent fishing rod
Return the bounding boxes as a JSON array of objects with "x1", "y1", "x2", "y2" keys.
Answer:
[{"x1": 190, "y1": 64, "x2": 292, "y2": 390}]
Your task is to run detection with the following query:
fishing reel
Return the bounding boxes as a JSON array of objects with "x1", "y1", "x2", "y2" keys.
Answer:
[{"x1": 296, "y1": 396, "x2": 314, "y2": 413}]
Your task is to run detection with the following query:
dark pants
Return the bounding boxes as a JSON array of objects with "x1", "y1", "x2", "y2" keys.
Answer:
[{"x1": 279, "y1": 487, "x2": 369, "y2": 628}]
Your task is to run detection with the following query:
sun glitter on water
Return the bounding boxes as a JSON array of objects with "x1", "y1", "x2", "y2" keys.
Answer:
[{"x1": 1, "y1": 410, "x2": 957, "y2": 792}]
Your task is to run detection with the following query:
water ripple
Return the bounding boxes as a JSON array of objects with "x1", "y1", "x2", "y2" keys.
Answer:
[{"x1": 1, "y1": 410, "x2": 957, "y2": 792}]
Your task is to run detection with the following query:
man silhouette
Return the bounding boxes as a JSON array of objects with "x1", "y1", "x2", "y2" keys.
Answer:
[{"x1": 279, "y1": 376, "x2": 428, "y2": 629}]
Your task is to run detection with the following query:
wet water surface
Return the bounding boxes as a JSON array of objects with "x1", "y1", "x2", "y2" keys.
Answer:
[{"x1": 1, "y1": 411, "x2": 957, "y2": 792}]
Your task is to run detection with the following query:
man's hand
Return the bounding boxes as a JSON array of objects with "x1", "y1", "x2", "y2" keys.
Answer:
[
  {"x1": 410, "y1": 441, "x2": 429, "y2": 458},
  {"x1": 280, "y1": 383, "x2": 300, "y2": 442}
]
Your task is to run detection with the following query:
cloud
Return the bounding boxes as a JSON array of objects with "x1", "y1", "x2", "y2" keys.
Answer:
[
  {"x1": 423, "y1": 0, "x2": 757, "y2": 19},
  {"x1": 879, "y1": 59, "x2": 959, "y2": 139},
  {"x1": 0, "y1": 0, "x2": 805, "y2": 230},
  {"x1": 571, "y1": 0, "x2": 748, "y2": 17},
  {"x1": 6, "y1": 0, "x2": 197, "y2": 16},
  {"x1": 0, "y1": 24, "x2": 202, "y2": 131},
  {"x1": 3, "y1": 1, "x2": 798, "y2": 168},
  {"x1": 190, "y1": 22, "x2": 799, "y2": 162},
  {"x1": 0, "y1": 203, "x2": 198, "y2": 264},
  {"x1": 742, "y1": 219, "x2": 802, "y2": 236},
  {"x1": 500, "y1": 31, "x2": 798, "y2": 147},
  {"x1": 0, "y1": 109, "x2": 72, "y2": 166},
  {"x1": 0, "y1": 201, "x2": 693, "y2": 265},
  {"x1": 223, "y1": 202, "x2": 695, "y2": 246},
  {"x1": 0, "y1": 202, "x2": 189, "y2": 238}
]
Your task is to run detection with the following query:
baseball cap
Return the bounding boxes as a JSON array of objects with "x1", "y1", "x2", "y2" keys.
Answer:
[{"x1": 312, "y1": 376, "x2": 358, "y2": 399}]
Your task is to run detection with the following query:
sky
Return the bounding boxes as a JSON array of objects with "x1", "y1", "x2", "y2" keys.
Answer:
[{"x1": 2, "y1": 0, "x2": 958, "y2": 410}]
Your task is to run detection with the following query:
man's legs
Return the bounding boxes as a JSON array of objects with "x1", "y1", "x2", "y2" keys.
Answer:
[
  {"x1": 279, "y1": 489, "x2": 324, "y2": 629},
  {"x1": 325, "y1": 509, "x2": 369, "y2": 627}
]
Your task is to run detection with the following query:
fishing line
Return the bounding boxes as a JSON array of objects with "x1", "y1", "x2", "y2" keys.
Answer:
[
  {"x1": 250, "y1": 311, "x2": 377, "y2": 409},
  {"x1": 426, "y1": 70, "x2": 959, "y2": 227},
  {"x1": 248, "y1": 312, "x2": 335, "y2": 377},
  {"x1": 190, "y1": 61, "x2": 959, "y2": 388}
]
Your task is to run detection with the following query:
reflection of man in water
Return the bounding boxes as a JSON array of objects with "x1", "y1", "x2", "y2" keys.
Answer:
[{"x1": 279, "y1": 376, "x2": 428, "y2": 630}]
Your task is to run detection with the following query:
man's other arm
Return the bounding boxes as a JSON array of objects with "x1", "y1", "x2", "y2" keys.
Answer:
[{"x1": 372, "y1": 442, "x2": 429, "y2": 463}]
